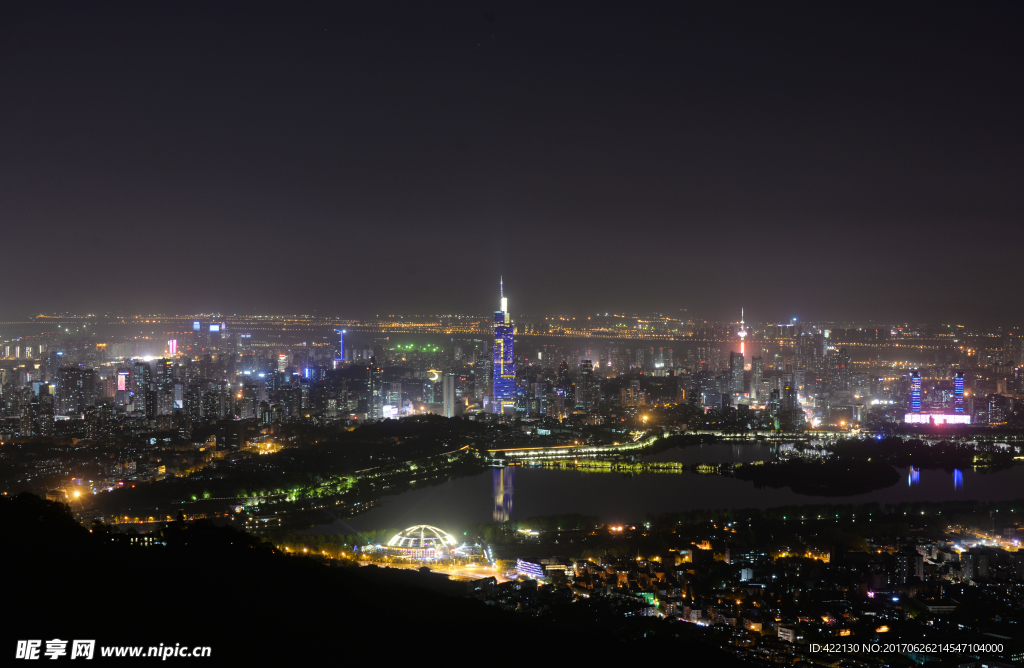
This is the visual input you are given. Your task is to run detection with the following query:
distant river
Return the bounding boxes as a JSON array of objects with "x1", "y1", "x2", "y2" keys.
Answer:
[{"x1": 314, "y1": 444, "x2": 1024, "y2": 534}]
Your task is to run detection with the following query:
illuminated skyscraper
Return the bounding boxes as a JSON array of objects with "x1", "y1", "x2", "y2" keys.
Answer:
[
  {"x1": 472, "y1": 356, "x2": 491, "y2": 402},
  {"x1": 729, "y1": 351, "x2": 744, "y2": 395},
  {"x1": 442, "y1": 373, "x2": 456, "y2": 418},
  {"x1": 492, "y1": 278, "x2": 515, "y2": 414},
  {"x1": 368, "y1": 357, "x2": 383, "y2": 419},
  {"x1": 334, "y1": 328, "x2": 346, "y2": 365},
  {"x1": 577, "y1": 360, "x2": 595, "y2": 410},
  {"x1": 386, "y1": 382, "x2": 402, "y2": 418},
  {"x1": 750, "y1": 356, "x2": 763, "y2": 403},
  {"x1": 56, "y1": 367, "x2": 98, "y2": 415},
  {"x1": 131, "y1": 361, "x2": 151, "y2": 414},
  {"x1": 910, "y1": 371, "x2": 922, "y2": 413},
  {"x1": 557, "y1": 359, "x2": 574, "y2": 405},
  {"x1": 827, "y1": 348, "x2": 850, "y2": 392},
  {"x1": 953, "y1": 371, "x2": 965, "y2": 414},
  {"x1": 782, "y1": 382, "x2": 797, "y2": 412}
]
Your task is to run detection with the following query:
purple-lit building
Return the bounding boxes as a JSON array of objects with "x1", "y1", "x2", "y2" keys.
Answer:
[
  {"x1": 909, "y1": 371, "x2": 921, "y2": 413},
  {"x1": 492, "y1": 279, "x2": 515, "y2": 414}
]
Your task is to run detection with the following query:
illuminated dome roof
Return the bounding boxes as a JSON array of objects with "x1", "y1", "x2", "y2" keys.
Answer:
[{"x1": 387, "y1": 525, "x2": 457, "y2": 550}]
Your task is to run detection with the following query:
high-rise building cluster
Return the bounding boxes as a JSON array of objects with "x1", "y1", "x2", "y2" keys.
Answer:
[{"x1": 1, "y1": 302, "x2": 1022, "y2": 441}]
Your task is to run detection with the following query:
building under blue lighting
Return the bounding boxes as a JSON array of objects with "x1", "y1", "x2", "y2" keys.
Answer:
[
  {"x1": 492, "y1": 279, "x2": 515, "y2": 414},
  {"x1": 910, "y1": 371, "x2": 921, "y2": 413},
  {"x1": 954, "y1": 371, "x2": 964, "y2": 413},
  {"x1": 517, "y1": 559, "x2": 545, "y2": 580}
]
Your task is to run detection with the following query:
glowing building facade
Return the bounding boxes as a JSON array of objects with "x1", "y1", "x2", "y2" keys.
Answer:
[
  {"x1": 385, "y1": 525, "x2": 457, "y2": 560},
  {"x1": 903, "y1": 413, "x2": 971, "y2": 425},
  {"x1": 729, "y1": 352, "x2": 744, "y2": 395},
  {"x1": 909, "y1": 371, "x2": 921, "y2": 413},
  {"x1": 492, "y1": 279, "x2": 515, "y2": 414},
  {"x1": 334, "y1": 328, "x2": 346, "y2": 365},
  {"x1": 954, "y1": 371, "x2": 965, "y2": 414}
]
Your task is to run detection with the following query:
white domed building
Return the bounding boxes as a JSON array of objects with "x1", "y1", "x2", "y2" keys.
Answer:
[{"x1": 385, "y1": 525, "x2": 457, "y2": 560}]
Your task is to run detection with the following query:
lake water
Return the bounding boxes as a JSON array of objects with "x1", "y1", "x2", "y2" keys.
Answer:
[{"x1": 317, "y1": 444, "x2": 1024, "y2": 534}]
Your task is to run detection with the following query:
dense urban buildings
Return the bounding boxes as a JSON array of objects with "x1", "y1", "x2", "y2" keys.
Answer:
[
  {"x1": 4, "y1": 308, "x2": 1024, "y2": 665},
  {"x1": 4, "y1": 310, "x2": 1024, "y2": 440},
  {"x1": 4, "y1": 1, "x2": 1024, "y2": 663}
]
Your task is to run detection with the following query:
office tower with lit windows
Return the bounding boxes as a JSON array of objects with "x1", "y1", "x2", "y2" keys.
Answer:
[
  {"x1": 954, "y1": 371, "x2": 965, "y2": 414},
  {"x1": 492, "y1": 279, "x2": 516, "y2": 414},
  {"x1": 577, "y1": 360, "x2": 595, "y2": 411},
  {"x1": 56, "y1": 367, "x2": 97, "y2": 415},
  {"x1": 827, "y1": 348, "x2": 851, "y2": 392},
  {"x1": 729, "y1": 351, "x2": 744, "y2": 396},
  {"x1": 386, "y1": 382, "x2": 402, "y2": 418},
  {"x1": 368, "y1": 357, "x2": 383, "y2": 419},
  {"x1": 782, "y1": 382, "x2": 797, "y2": 412},
  {"x1": 131, "y1": 361, "x2": 151, "y2": 414},
  {"x1": 442, "y1": 373, "x2": 456, "y2": 418},
  {"x1": 910, "y1": 371, "x2": 922, "y2": 413},
  {"x1": 154, "y1": 358, "x2": 176, "y2": 416},
  {"x1": 750, "y1": 357, "x2": 763, "y2": 403},
  {"x1": 545, "y1": 390, "x2": 564, "y2": 419},
  {"x1": 472, "y1": 357, "x2": 491, "y2": 402},
  {"x1": 557, "y1": 359, "x2": 574, "y2": 405}
]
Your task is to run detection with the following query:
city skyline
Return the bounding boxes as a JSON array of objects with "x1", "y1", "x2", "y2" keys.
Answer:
[{"x1": 5, "y1": 3, "x2": 1024, "y2": 663}]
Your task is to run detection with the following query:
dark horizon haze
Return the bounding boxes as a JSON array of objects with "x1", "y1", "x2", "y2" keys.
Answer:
[{"x1": 1, "y1": 2, "x2": 1022, "y2": 325}]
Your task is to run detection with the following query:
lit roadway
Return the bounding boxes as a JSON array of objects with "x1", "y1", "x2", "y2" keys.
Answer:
[
  {"x1": 3, "y1": 314, "x2": 1007, "y2": 350},
  {"x1": 491, "y1": 432, "x2": 666, "y2": 462},
  {"x1": 375, "y1": 561, "x2": 509, "y2": 582}
]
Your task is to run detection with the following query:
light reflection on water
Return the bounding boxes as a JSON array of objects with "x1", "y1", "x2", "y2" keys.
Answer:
[
  {"x1": 493, "y1": 467, "x2": 514, "y2": 522},
  {"x1": 640, "y1": 442, "x2": 778, "y2": 465},
  {"x1": 333, "y1": 445, "x2": 1024, "y2": 533}
]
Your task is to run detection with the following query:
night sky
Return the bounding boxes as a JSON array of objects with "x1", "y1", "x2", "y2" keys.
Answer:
[{"x1": 2, "y1": 2, "x2": 1022, "y2": 324}]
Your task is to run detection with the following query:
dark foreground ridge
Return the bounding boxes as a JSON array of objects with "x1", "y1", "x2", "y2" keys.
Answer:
[{"x1": 1, "y1": 493, "x2": 748, "y2": 664}]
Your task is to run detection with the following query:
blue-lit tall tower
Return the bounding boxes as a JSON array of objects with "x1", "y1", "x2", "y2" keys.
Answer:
[
  {"x1": 953, "y1": 371, "x2": 964, "y2": 414},
  {"x1": 910, "y1": 370, "x2": 922, "y2": 413},
  {"x1": 334, "y1": 328, "x2": 346, "y2": 363},
  {"x1": 492, "y1": 278, "x2": 516, "y2": 414}
]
